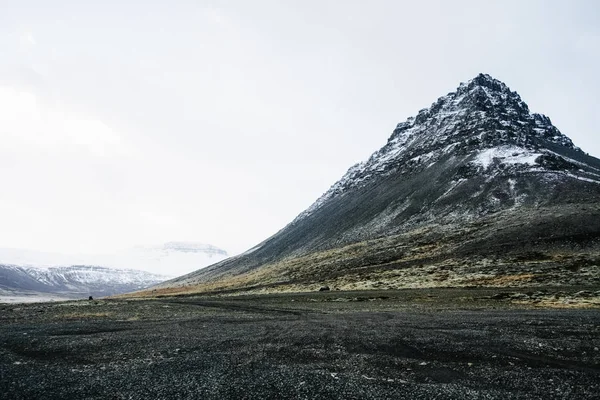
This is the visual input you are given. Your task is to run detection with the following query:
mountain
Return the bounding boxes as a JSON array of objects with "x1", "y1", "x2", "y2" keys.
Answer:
[
  {"x1": 112, "y1": 242, "x2": 228, "y2": 276},
  {"x1": 0, "y1": 242, "x2": 228, "y2": 302},
  {"x1": 0, "y1": 242, "x2": 229, "y2": 277},
  {"x1": 0, "y1": 264, "x2": 167, "y2": 302},
  {"x1": 149, "y1": 74, "x2": 600, "y2": 296}
]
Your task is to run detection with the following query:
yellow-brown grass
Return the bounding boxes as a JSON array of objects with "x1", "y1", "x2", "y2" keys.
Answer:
[{"x1": 466, "y1": 274, "x2": 536, "y2": 286}]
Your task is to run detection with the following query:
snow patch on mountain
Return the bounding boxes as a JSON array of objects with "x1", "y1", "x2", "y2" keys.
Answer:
[
  {"x1": 474, "y1": 146, "x2": 542, "y2": 169},
  {"x1": 559, "y1": 172, "x2": 600, "y2": 184}
]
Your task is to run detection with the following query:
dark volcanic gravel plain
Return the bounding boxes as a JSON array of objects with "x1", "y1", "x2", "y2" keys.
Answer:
[{"x1": 1, "y1": 288, "x2": 599, "y2": 399}]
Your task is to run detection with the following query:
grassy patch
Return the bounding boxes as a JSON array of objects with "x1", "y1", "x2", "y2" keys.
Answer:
[{"x1": 61, "y1": 312, "x2": 112, "y2": 319}]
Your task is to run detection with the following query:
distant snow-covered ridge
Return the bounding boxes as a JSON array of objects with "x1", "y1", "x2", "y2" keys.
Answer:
[
  {"x1": 0, "y1": 241, "x2": 229, "y2": 277},
  {"x1": 11, "y1": 264, "x2": 166, "y2": 285},
  {"x1": 0, "y1": 264, "x2": 168, "y2": 298},
  {"x1": 0, "y1": 242, "x2": 230, "y2": 300},
  {"x1": 161, "y1": 242, "x2": 227, "y2": 255}
]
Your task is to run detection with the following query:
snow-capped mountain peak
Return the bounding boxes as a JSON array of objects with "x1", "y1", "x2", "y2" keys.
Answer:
[{"x1": 296, "y1": 73, "x2": 595, "y2": 221}]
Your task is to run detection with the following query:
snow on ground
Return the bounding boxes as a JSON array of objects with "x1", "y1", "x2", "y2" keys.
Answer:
[
  {"x1": 474, "y1": 146, "x2": 542, "y2": 169},
  {"x1": 561, "y1": 172, "x2": 600, "y2": 184}
]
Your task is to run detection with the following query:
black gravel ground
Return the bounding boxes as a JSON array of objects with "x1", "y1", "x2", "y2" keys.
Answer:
[{"x1": 1, "y1": 288, "x2": 599, "y2": 399}]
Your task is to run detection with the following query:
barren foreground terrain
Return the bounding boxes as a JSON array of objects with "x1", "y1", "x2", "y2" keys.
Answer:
[{"x1": 1, "y1": 288, "x2": 600, "y2": 399}]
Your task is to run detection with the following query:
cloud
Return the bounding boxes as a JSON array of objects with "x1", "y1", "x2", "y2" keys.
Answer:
[
  {"x1": 138, "y1": 209, "x2": 179, "y2": 228},
  {"x1": 19, "y1": 31, "x2": 36, "y2": 47},
  {"x1": 0, "y1": 85, "x2": 128, "y2": 157},
  {"x1": 203, "y1": 7, "x2": 227, "y2": 25},
  {"x1": 575, "y1": 33, "x2": 600, "y2": 55}
]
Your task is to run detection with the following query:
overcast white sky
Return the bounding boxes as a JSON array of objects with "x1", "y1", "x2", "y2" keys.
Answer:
[{"x1": 0, "y1": 0, "x2": 599, "y2": 258}]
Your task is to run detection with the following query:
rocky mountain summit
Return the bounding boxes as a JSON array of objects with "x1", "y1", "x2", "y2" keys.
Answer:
[
  {"x1": 299, "y1": 74, "x2": 589, "y2": 221},
  {"x1": 149, "y1": 74, "x2": 600, "y2": 296}
]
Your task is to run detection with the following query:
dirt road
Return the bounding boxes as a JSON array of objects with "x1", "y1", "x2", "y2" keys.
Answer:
[{"x1": 1, "y1": 288, "x2": 599, "y2": 399}]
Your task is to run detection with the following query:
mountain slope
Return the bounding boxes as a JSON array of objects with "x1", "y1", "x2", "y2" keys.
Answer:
[{"x1": 150, "y1": 74, "x2": 600, "y2": 295}]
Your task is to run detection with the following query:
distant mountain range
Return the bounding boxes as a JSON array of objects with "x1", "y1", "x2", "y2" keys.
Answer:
[
  {"x1": 149, "y1": 74, "x2": 600, "y2": 296},
  {"x1": 0, "y1": 242, "x2": 228, "y2": 302},
  {"x1": 0, "y1": 264, "x2": 167, "y2": 301}
]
